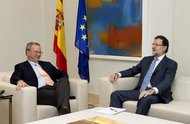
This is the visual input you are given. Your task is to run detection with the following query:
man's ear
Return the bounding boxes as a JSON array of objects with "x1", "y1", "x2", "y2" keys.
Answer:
[
  {"x1": 164, "y1": 46, "x2": 167, "y2": 52},
  {"x1": 26, "y1": 51, "x2": 29, "y2": 56}
]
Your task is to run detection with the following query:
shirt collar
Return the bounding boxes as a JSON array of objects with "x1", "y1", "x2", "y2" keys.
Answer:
[
  {"x1": 28, "y1": 60, "x2": 38, "y2": 66},
  {"x1": 156, "y1": 54, "x2": 165, "y2": 61}
]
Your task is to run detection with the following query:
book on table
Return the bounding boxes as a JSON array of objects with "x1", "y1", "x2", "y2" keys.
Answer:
[{"x1": 68, "y1": 116, "x2": 127, "y2": 124}]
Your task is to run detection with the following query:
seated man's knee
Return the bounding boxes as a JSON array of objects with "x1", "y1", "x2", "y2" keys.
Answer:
[
  {"x1": 111, "y1": 91, "x2": 120, "y2": 99},
  {"x1": 59, "y1": 77, "x2": 68, "y2": 82},
  {"x1": 138, "y1": 96, "x2": 152, "y2": 105},
  {"x1": 57, "y1": 77, "x2": 69, "y2": 85}
]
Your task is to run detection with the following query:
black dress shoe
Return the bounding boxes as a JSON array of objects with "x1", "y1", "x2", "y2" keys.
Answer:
[{"x1": 59, "y1": 105, "x2": 70, "y2": 115}]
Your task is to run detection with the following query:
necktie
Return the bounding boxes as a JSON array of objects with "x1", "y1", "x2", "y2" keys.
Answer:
[
  {"x1": 35, "y1": 64, "x2": 54, "y2": 86},
  {"x1": 139, "y1": 57, "x2": 158, "y2": 92}
]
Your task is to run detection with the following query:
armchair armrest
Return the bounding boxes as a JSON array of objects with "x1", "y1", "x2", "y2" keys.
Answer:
[
  {"x1": 69, "y1": 78, "x2": 88, "y2": 110},
  {"x1": 99, "y1": 77, "x2": 139, "y2": 107},
  {"x1": 0, "y1": 72, "x2": 12, "y2": 81},
  {"x1": 0, "y1": 82, "x2": 37, "y2": 124}
]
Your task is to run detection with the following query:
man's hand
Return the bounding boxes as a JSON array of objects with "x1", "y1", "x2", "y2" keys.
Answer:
[
  {"x1": 139, "y1": 89, "x2": 155, "y2": 99},
  {"x1": 109, "y1": 73, "x2": 119, "y2": 83},
  {"x1": 16, "y1": 80, "x2": 28, "y2": 90}
]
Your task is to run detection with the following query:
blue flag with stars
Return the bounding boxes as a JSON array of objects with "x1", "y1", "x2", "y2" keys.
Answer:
[{"x1": 75, "y1": 0, "x2": 90, "y2": 82}]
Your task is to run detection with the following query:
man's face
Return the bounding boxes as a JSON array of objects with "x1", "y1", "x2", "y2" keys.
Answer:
[
  {"x1": 26, "y1": 44, "x2": 42, "y2": 63},
  {"x1": 152, "y1": 38, "x2": 167, "y2": 57}
]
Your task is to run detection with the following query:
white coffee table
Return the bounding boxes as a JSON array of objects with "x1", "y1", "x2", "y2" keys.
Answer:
[{"x1": 26, "y1": 107, "x2": 184, "y2": 124}]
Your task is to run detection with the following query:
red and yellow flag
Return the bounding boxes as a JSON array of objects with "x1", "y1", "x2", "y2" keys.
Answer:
[{"x1": 53, "y1": 0, "x2": 67, "y2": 72}]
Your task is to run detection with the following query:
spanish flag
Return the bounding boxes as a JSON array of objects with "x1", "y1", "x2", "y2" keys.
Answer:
[{"x1": 53, "y1": 0, "x2": 67, "y2": 72}]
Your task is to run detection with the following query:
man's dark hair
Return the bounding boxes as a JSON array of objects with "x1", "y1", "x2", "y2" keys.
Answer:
[{"x1": 155, "y1": 35, "x2": 169, "y2": 53}]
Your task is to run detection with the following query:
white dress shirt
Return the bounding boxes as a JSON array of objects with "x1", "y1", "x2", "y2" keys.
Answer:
[{"x1": 28, "y1": 60, "x2": 46, "y2": 88}]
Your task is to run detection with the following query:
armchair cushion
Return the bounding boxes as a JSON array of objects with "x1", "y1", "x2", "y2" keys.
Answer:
[{"x1": 37, "y1": 105, "x2": 58, "y2": 120}]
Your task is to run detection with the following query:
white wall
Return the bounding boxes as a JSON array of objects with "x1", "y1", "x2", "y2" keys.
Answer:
[
  {"x1": 173, "y1": 0, "x2": 190, "y2": 77},
  {"x1": 0, "y1": 0, "x2": 45, "y2": 71},
  {"x1": 0, "y1": 0, "x2": 190, "y2": 95}
]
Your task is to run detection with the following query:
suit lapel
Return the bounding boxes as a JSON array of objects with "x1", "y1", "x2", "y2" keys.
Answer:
[
  {"x1": 153, "y1": 56, "x2": 168, "y2": 74},
  {"x1": 38, "y1": 61, "x2": 46, "y2": 72},
  {"x1": 25, "y1": 61, "x2": 37, "y2": 78}
]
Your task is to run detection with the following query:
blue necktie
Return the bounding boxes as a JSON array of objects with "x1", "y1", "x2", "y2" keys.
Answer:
[{"x1": 140, "y1": 57, "x2": 158, "y2": 92}]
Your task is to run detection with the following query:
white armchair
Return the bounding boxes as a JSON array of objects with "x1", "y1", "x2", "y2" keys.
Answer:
[
  {"x1": 0, "y1": 72, "x2": 88, "y2": 124},
  {"x1": 99, "y1": 76, "x2": 138, "y2": 107}
]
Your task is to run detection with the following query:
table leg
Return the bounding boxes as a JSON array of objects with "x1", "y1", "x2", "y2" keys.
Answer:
[{"x1": 9, "y1": 98, "x2": 12, "y2": 124}]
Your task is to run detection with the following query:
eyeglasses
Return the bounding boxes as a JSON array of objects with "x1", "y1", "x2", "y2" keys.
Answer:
[
  {"x1": 30, "y1": 51, "x2": 43, "y2": 54},
  {"x1": 152, "y1": 43, "x2": 164, "y2": 46}
]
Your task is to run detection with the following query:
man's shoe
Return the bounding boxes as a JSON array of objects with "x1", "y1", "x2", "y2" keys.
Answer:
[{"x1": 59, "y1": 105, "x2": 69, "y2": 115}]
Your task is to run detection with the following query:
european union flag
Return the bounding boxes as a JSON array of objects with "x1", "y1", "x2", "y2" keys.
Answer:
[{"x1": 75, "y1": 0, "x2": 90, "y2": 82}]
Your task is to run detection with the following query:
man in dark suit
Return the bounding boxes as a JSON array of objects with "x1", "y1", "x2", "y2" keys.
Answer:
[
  {"x1": 109, "y1": 35, "x2": 178, "y2": 115},
  {"x1": 10, "y1": 42, "x2": 70, "y2": 115}
]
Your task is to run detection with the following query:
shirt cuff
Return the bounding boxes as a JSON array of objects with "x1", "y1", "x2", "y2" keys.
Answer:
[
  {"x1": 118, "y1": 73, "x2": 122, "y2": 78},
  {"x1": 152, "y1": 87, "x2": 159, "y2": 94}
]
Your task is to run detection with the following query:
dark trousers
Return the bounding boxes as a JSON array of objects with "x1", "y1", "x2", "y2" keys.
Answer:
[
  {"x1": 37, "y1": 77, "x2": 70, "y2": 112},
  {"x1": 110, "y1": 90, "x2": 164, "y2": 115}
]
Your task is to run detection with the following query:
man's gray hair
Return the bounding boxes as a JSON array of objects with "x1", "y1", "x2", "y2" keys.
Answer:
[{"x1": 25, "y1": 42, "x2": 40, "y2": 55}]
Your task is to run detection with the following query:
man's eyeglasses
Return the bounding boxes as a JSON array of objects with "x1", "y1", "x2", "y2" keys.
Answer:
[
  {"x1": 30, "y1": 51, "x2": 43, "y2": 54},
  {"x1": 152, "y1": 43, "x2": 164, "y2": 46}
]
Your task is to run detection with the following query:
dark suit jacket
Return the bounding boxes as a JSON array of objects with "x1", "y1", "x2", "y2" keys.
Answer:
[
  {"x1": 10, "y1": 60, "x2": 68, "y2": 88},
  {"x1": 119, "y1": 55, "x2": 177, "y2": 103}
]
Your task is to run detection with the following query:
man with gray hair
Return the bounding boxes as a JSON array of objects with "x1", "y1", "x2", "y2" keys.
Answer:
[{"x1": 10, "y1": 42, "x2": 70, "y2": 115}]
